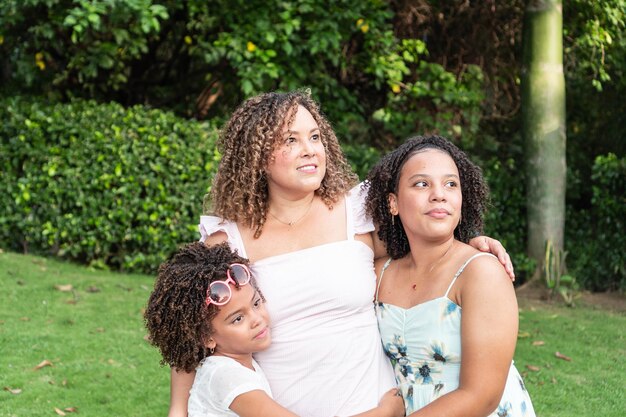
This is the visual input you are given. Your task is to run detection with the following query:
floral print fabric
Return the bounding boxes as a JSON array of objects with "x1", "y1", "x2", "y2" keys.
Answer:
[{"x1": 375, "y1": 254, "x2": 536, "y2": 416}]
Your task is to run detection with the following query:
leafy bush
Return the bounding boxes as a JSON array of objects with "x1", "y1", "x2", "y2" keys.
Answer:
[
  {"x1": 566, "y1": 153, "x2": 626, "y2": 291},
  {"x1": 0, "y1": 96, "x2": 219, "y2": 273}
]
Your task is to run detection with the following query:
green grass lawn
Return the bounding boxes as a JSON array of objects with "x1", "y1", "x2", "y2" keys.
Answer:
[
  {"x1": 0, "y1": 252, "x2": 169, "y2": 417},
  {"x1": 1, "y1": 251, "x2": 624, "y2": 417}
]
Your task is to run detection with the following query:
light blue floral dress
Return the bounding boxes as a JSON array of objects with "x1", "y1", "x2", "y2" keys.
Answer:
[{"x1": 375, "y1": 253, "x2": 536, "y2": 416}]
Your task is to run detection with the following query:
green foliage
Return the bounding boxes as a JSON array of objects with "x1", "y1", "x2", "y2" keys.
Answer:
[
  {"x1": 0, "y1": 0, "x2": 168, "y2": 96},
  {"x1": 566, "y1": 153, "x2": 626, "y2": 291},
  {"x1": 543, "y1": 240, "x2": 579, "y2": 306},
  {"x1": 481, "y1": 154, "x2": 536, "y2": 284},
  {"x1": 0, "y1": 0, "x2": 484, "y2": 148},
  {"x1": 0, "y1": 96, "x2": 218, "y2": 273},
  {"x1": 565, "y1": 0, "x2": 626, "y2": 92}
]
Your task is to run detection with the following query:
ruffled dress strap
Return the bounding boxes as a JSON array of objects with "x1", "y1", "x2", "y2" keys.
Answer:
[
  {"x1": 443, "y1": 252, "x2": 497, "y2": 298},
  {"x1": 198, "y1": 216, "x2": 248, "y2": 258},
  {"x1": 346, "y1": 183, "x2": 375, "y2": 239}
]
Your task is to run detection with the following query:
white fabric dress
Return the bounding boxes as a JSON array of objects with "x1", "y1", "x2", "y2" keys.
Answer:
[
  {"x1": 199, "y1": 187, "x2": 395, "y2": 417},
  {"x1": 188, "y1": 356, "x2": 272, "y2": 417}
]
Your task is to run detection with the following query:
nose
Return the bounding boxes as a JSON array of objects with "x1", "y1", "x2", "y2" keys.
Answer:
[
  {"x1": 430, "y1": 183, "x2": 446, "y2": 201},
  {"x1": 300, "y1": 138, "x2": 316, "y2": 157},
  {"x1": 250, "y1": 309, "x2": 264, "y2": 328}
]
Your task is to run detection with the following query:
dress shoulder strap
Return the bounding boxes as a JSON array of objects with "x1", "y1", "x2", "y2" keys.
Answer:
[
  {"x1": 375, "y1": 258, "x2": 393, "y2": 303},
  {"x1": 444, "y1": 253, "x2": 497, "y2": 298}
]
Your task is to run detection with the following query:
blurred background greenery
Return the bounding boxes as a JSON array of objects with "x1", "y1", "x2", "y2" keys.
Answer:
[{"x1": 0, "y1": 0, "x2": 624, "y2": 291}]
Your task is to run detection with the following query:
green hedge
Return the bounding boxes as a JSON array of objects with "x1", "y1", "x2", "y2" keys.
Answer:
[
  {"x1": 0, "y1": 97, "x2": 219, "y2": 273},
  {"x1": 1, "y1": 97, "x2": 622, "y2": 290},
  {"x1": 566, "y1": 153, "x2": 626, "y2": 291}
]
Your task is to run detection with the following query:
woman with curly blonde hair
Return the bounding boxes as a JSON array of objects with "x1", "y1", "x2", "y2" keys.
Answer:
[{"x1": 169, "y1": 90, "x2": 514, "y2": 417}]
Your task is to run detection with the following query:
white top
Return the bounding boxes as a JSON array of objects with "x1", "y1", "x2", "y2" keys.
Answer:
[
  {"x1": 188, "y1": 356, "x2": 272, "y2": 417},
  {"x1": 199, "y1": 186, "x2": 396, "y2": 417}
]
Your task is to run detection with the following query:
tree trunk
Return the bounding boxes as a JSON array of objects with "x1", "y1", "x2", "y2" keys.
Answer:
[{"x1": 521, "y1": 0, "x2": 566, "y2": 277}]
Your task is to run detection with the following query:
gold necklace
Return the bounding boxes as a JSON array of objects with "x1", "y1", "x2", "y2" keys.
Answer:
[
  {"x1": 411, "y1": 241, "x2": 455, "y2": 290},
  {"x1": 268, "y1": 196, "x2": 315, "y2": 227}
]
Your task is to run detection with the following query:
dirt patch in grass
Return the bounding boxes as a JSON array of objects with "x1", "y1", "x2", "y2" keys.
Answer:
[{"x1": 516, "y1": 281, "x2": 626, "y2": 313}]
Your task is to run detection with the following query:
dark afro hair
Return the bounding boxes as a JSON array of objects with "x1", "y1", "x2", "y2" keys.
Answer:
[
  {"x1": 364, "y1": 135, "x2": 489, "y2": 259},
  {"x1": 144, "y1": 242, "x2": 262, "y2": 372}
]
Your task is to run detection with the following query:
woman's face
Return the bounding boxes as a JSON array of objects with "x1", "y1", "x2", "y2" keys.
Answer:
[
  {"x1": 389, "y1": 148, "x2": 462, "y2": 242},
  {"x1": 265, "y1": 105, "x2": 327, "y2": 197}
]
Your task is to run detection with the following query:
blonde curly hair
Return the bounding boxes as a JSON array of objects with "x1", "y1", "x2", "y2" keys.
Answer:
[{"x1": 207, "y1": 90, "x2": 358, "y2": 237}]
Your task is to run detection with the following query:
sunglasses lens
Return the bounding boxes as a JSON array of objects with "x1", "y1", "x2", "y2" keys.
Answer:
[
  {"x1": 229, "y1": 264, "x2": 250, "y2": 285},
  {"x1": 208, "y1": 281, "x2": 231, "y2": 305}
]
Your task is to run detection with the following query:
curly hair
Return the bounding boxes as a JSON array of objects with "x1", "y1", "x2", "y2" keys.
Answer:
[
  {"x1": 207, "y1": 90, "x2": 358, "y2": 238},
  {"x1": 144, "y1": 242, "x2": 263, "y2": 372},
  {"x1": 364, "y1": 135, "x2": 489, "y2": 259}
]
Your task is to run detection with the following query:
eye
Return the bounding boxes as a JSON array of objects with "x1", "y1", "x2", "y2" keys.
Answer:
[
  {"x1": 310, "y1": 134, "x2": 320, "y2": 142},
  {"x1": 231, "y1": 315, "x2": 244, "y2": 324},
  {"x1": 445, "y1": 180, "x2": 458, "y2": 188},
  {"x1": 413, "y1": 180, "x2": 428, "y2": 188},
  {"x1": 285, "y1": 136, "x2": 297, "y2": 145},
  {"x1": 253, "y1": 297, "x2": 263, "y2": 308}
]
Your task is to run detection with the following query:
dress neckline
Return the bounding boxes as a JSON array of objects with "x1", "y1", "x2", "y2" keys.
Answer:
[{"x1": 377, "y1": 296, "x2": 460, "y2": 313}]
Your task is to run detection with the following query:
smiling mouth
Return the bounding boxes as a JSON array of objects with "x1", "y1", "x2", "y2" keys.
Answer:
[{"x1": 297, "y1": 164, "x2": 317, "y2": 172}]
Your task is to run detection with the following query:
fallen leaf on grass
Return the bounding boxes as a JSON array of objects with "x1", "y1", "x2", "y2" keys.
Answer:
[
  {"x1": 64, "y1": 407, "x2": 78, "y2": 413},
  {"x1": 525, "y1": 365, "x2": 541, "y2": 372},
  {"x1": 532, "y1": 340, "x2": 545, "y2": 346},
  {"x1": 55, "y1": 284, "x2": 73, "y2": 292},
  {"x1": 555, "y1": 351, "x2": 572, "y2": 361},
  {"x1": 17, "y1": 279, "x2": 25, "y2": 286},
  {"x1": 54, "y1": 407, "x2": 66, "y2": 416},
  {"x1": 86, "y1": 286, "x2": 100, "y2": 293},
  {"x1": 3, "y1": 386, "x2": 22, "y2": 395},
  {"x1": 34, "y1": 359, "x2": 53, "y2": 370},
  {"x1": 20, "y1": 317, "x2": 30, "y2": 321},
  {"x1": 517, "y1": 331, "x2": 531, "y2": 338}
]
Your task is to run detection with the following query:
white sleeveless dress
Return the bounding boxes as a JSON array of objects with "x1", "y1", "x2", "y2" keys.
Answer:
[
  {"x1": 199, "y1": 187, "x2": 395, "y2": 417},
  {"x1": 375, "y1": 253, "x2": 536, "y2": 416}
]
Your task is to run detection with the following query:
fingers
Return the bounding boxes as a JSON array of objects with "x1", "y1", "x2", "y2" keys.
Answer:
[{"x1": 489, "y1": 237, "x2": 515, "y2": 281}]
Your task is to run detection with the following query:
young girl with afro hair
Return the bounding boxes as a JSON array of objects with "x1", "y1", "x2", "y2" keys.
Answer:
[{"x1": 145, "y1": 242, "x2": 403, "y2": 417}]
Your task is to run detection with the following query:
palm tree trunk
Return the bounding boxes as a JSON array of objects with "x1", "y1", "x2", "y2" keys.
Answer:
[{"x1": 521, "y1": 0, "x2": 566, "y2": 275}]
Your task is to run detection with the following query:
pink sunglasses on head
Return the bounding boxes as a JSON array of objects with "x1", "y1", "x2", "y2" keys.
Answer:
[{"x1": 205, "y1": 263, "x2": 252, "y2": 306}]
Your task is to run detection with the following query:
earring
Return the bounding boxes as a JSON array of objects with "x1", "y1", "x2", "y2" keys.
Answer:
[
  {"x1": 391, "y1": 214, "x2": 395, "y2": 227},
  {"x1": 210, "y1": 347, "x2": 215, "y2": 354}
]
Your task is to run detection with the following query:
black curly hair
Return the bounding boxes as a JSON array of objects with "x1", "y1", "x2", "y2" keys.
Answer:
[
  {"x1": 364, "y1": 135, "x2": 489, "y2": 259},
  {"x1": 144, "y1": 242, "x2": 263, "y2": 372}
]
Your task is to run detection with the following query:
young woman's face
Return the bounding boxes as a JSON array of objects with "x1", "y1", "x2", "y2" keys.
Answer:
[
  {"x1": 389, "y1": 149, "x2": 462, "y2": 241},
  {"x1": 265, "y1": 105, "x2": 327, "y2": 197},
  {"x1": 208, "y1": 284, "x2": 271, "y2": 358}
]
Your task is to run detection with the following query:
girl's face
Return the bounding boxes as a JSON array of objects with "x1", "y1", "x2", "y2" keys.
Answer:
[
  {"x1": 207, "y1": 284, "x2": 271, "y2": 358},
  {"x1": 389, "y1": 149, "x2": 462, "y2": 242},
  {"x1": 265, "y1": 105, "x2": 327, "y2": 197}
]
